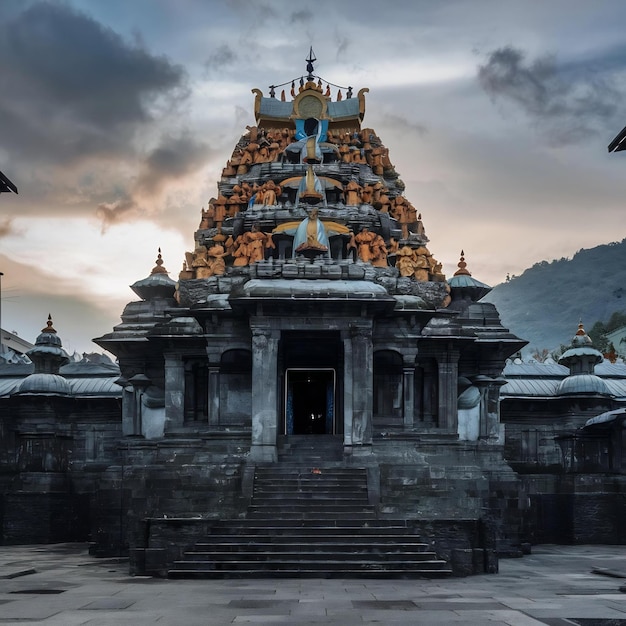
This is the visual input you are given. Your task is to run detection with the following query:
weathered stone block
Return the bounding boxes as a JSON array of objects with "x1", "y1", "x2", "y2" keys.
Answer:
[{"x1": 304, "y1": 264, "x2": 322, "y2": 278}]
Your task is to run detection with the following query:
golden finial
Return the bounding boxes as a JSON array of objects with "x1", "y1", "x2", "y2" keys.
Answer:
[
  {"x1": 576, "y1": 320, "x2": 586, "y2": 336},
  {"x1": 454, "y1": 250, "x2": 471, "y2": 276},
  {"x1": 151, "y1": 247, "x2": 168, "y2": 275},
  {"x1": 42, "y1": 313, "x2": 57, "y2": 334}
]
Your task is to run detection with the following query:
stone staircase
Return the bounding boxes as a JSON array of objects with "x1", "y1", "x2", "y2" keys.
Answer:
[{"x1": 168, "y1": 436, "x2": 451, "y2": 578}]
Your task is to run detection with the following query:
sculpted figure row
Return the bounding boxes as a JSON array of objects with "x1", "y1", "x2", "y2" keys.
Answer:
[
  {"x1": 396, "y1": 245, "x2": 445, "y2": 282},
  {"x1": 222, "y1": 125, "x2": 397, "y2": 177}
]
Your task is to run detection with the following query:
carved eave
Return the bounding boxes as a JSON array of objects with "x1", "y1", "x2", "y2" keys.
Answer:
[
  {"x1": 252, "y1": 85, "x2": 368, "y2": 129},
  {"x1": 252, "y1": 88, "x2": 264, "y2": 124},
  {"x1": 357, "y1": 88, "x2": 369, "y2": 121}
]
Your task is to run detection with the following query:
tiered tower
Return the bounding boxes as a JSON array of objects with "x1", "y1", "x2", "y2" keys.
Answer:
[{"x1": 95, "y1": 55, "x2": 527, "y2": 574}]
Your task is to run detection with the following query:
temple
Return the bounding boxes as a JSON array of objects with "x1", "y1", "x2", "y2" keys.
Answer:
[
  {"x1": 6, "y1": 55, "x2": 624, "y2": 577},
  {"x1": 90, "y1": 55, "x2": 528, "y2": 575}
]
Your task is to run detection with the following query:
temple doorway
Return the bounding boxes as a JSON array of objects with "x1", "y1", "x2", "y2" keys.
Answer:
[{"x1": 285, "y1": 369, "x2": 335, "y2": 435}]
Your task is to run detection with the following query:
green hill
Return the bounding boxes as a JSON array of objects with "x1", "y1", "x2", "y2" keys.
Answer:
[{"x1": 481, "y1": 238, "x2": 626, "y2": 353}]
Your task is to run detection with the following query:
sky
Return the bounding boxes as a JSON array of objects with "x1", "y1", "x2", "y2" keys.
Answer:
[{"x1": 1, "y1": 0, "x2": 626, "y2": 354}]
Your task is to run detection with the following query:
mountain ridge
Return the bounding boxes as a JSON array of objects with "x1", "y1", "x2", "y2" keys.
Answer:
[{"x1": 481, "y1": 238, "x2": 626, "y2": 353}]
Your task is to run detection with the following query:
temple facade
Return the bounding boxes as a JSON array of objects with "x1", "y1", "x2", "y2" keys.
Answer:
[
  {"x1": 87, "y1": 58, "x2": 532, "y2": 575},
  {"x1": 1, "y1": 58, "x2": 625, "y2": 576},
  {"x1": 96, "y1": 64, "x2": 525, "y2": 457}
]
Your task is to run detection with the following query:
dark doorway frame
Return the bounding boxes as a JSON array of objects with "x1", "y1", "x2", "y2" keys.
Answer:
[{"x1": 284, "y1": 368, "x2": 336, "y2": 435}]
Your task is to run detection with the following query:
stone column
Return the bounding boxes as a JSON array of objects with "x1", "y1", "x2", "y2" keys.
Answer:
[
  {"x1": 474, "y1": 380, "x2": 490, "y2": 439},
  {"x1": 485, "y1": 378, "x2": 507, "y2": 442},
  {"x1": 164, "y1": 355, "x2": 185, "y2": 431},
  {"x1": 350, "y1": 324, "x2": 373, "y2": 447},
  {"x1": 403, "y1": 367, "x2": 415, "y2": 430},
  {"x1": 402, "y1": 350, "x2": 417, "y2": 430},
  {"x1": 342, "y1": 331, "x2": 353, "y2": 447},
  {"x1": 249, "y1": 326, "x2": 279, "y2": 462},
  {"x1": 207, "y1": 367, "x2": 220, "y2": 428},
  {"x1": 436, "y1": 348, "x2": 460, "y2": 431}
]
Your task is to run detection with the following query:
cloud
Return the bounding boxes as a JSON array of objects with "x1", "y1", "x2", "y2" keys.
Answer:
[
  {"x1": 204, "y1": 44, "x2": 238, "y2": 73},
  {"x1": 290, "y1": 9, "x2": 313, "y2": 24},
  {"x1": 381, "y1": 113, "x2": 428, "y2": 137},
  {"x1": 96, "y1": 197, "x2": 139, "y2": 232},
  {"x1": 136, "y1": 133, "x2": 212, "y2": 195},
  {"x1": 0, "y1": 2, "x2": 187, "y2": 164},
  {"x1": 477, "y1": 46, "x2": 623, "y2": 145},
  {"x1": 0, "y1": 217, "x2": 18, "y2": 238}
]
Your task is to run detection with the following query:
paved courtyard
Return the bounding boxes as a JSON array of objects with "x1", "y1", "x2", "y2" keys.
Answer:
[{"x1": 1, "y1": 543, "x2": 625, "y2": 625}]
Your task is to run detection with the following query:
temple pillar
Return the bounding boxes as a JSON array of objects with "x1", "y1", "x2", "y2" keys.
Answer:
[
  {"x1": 164, "y1": 355, "x2": 185, "y2": 431},
  {"x1": 403, "y1": 367, "x2": 415, "y2": 430},
  {"x1": 350, "y1": 324, "x2": 373, "y2": 447},
  {"x1": 342, "y1": 332, "x2": 353, "y2": 446},
  {"x1": 402, "y1": 350, "x2": 417, "y2": 430},
  {"x1": 436, "y1": 348, "x2": 459, "y2": 431},
  {"x1": 474, "y1": 377, "x2": 506, "y2": 442},
  {"x1": 207, "y1": 366, "x2": 220, "y2": 428},
  {"x1": 249, "y1": 326, "x2": 279, "y2": 462}
]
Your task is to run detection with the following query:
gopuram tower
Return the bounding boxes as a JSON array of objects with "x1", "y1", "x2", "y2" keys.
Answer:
[{"x1": 96, "y1": 52, "x2": 527, "y2": 576}]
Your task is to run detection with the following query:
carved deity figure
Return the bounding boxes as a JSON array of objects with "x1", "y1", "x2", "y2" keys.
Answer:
[
  {"x1": 354, "y1": 227, "x2": 377, "y2": 263},
  {"x1": 293, "y1": 207, "x2": 330, "y2": 256},
  {"x1": 207, "y1": 245, "x2": 226, "y2": 276},
  {"x1": 344, "y1": 179, "x2": 362, "y2": 206},
  {"x1": 262, "y1": 180, "x2": 281, "y2": 206},
  {"x1": 396, "y1": 246, "x2": 417, "y2": 277},
  {"x1": 199, "y1": 205, "x2": 215, "y2": 230},
  {"x1": 370, "y1": 234, "x2": 388, "y2": 268}
]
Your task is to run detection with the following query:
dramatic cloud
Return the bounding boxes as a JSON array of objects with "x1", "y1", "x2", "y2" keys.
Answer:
[
  {"x1": 95, "y1": 197, "x2": 138, "y2": 232},
  {"x1": 204, "y1": 44, "x2": 238, "y2": 73},
  {"x1": 477, "y1": 46, "x2": 623, "y2": 145},
  {"x1": 136, "y1": 133, "x2": 212, "y2": 195},
  {"x1": 0, "y1": 2, "x2": 187, "y2": 164}
]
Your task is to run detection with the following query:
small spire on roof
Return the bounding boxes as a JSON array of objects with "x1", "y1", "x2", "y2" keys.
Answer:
[
  {"x1": 42, "y1": 313, "x2": 57, "y2": 334},
  {"x1": 576, "y1": 320, "x2": 586, "y2": 336},
  {"x1": 454, "y1": 250, "x2": 472, "y2": 276},
  {"x1": 151, "y1": 247, "x2": 169, "y2": 275},
  {"x1": 306, "y1": 47, "x2": 316, "y2": 81}
]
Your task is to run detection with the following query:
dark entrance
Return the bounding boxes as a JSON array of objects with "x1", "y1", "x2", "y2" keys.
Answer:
[{"x1": 286, "y1": 369, "x2": 335, "y2": 434}]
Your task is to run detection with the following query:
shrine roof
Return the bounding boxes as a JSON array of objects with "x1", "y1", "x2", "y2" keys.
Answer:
[{"x1": 257, "y1": 97, "x2": 361, "y2": 121}]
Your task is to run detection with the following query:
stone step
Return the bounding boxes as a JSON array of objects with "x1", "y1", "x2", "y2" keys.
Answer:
[
  {"x1": 250, "y1": 499, "x2": 368, "y2": 507},
  {"x1": 182, "y1": 549, "x2": 438, "y2": 561},
  {"x1": 168, "y1": 567, "x2": 453, "y2": 579},
  {"x1": 254, "y1": 470, "x2": 366, "y2": 478},
  {"x1": 249, "y1": 509, "x2": 376, "y2": 520},
  {"x1": 254, "y1": 485, "x2": 367, "y2": 500},
  {"x1": 168, "y1": 457, "x2": 450, "y2": 579},
  {"x1": 192, "y1": 540, "x2": 431, "y2": 551},
  {"x1": 172, "y1": 557, "x2": 448, "y2": 570},
  {"x1": 208, "y1": 521, "x2": 420, "y2": 532}
]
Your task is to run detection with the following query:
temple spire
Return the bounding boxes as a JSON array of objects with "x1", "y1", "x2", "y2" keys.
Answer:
[
  {"x1": 151, "y1": 247, "x2": 169, "y2": 275},
  {"x1": 42, "y1": 313, "x2": 56, "y2": 333},
  {"x1": 454, "y1": 250, "x2": 472, "y2": 276},
  {"x1": 306, "y1": 47, "x2": 316, "y2": 81}
]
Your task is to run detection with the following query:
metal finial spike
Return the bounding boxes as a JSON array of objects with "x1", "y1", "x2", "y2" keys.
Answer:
[
  {"x1": 42, "y1": 313, "x2": 57, "y2": 333},
  {"x1": 151, "y1": 248, "x2": 168, "y2": 275},
  {"x1": 306, "y1": 47, "x2": 316, "y2": 80}
]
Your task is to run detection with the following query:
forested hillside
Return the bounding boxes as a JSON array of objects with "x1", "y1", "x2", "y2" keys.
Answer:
[{"x1": 482, "y1": 239, "x2": 626, "y2": 354}]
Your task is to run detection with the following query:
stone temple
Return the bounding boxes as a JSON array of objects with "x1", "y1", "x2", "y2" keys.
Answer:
[
  {"x1": 88, "y1": 55, "x2": 531, "y2": 576},
  {"x1": 3, "y1": 56, "x2": 625, "y2": 577}
]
